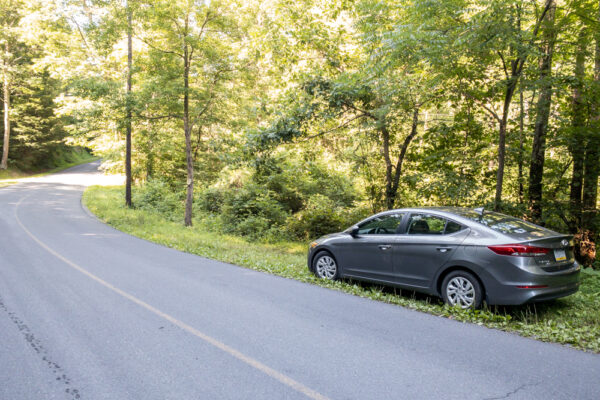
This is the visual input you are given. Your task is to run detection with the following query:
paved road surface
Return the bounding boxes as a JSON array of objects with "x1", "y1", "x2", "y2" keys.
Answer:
[{"x1": 1, "y1": 161, "x2": 598, "y2": 400}]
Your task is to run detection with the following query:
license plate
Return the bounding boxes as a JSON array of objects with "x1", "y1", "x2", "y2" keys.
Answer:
[{"x1": 554, "y1": 249, "x2": 566, "y2": 261}]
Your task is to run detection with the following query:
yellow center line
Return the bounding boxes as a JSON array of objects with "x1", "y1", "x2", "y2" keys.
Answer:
[{"x1": 15, "y1": 195, "x2": 330, "y2": 400}]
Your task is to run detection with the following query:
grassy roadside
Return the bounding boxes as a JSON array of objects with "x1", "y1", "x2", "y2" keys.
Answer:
[
  {"x1": 0, "y1": 152, "x2": 98, "y2": 188},
  {"x1": 83, "y1": 185, "x2": 600, "y2": 353}
]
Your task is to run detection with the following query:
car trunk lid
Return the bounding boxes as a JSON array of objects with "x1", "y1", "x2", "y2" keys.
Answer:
[{"x1": 522, "y1": 235, "x2": 575, "y2": 270}]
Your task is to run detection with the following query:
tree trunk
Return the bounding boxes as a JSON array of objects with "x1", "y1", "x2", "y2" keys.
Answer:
[
  {"x1": 583, "y1": 4, "x2": 600, "y2": 227},
  {"x1": 492, "y1": 0, "x2": 554, "y2": 211},
  {"x1": 390, "y1": 107, "x2": 419, "y2": 208},
  {"x1": 1, "y1": 43, "x2": 10, "y2": 170},
  {"x1": 493, "y1": 75, "x2": 519, "y2": 211},
  {"x1": 527, "y1": 3, "x2": 556, "y2": 223},
  {"x1": 183, "y1": 29, "x2": 194, "y2": 227},
  {"x1": 382, "y1": 108, "x2": 420, "y2": 210},
  {"x1": 125, "y1": 3, "x2": 133, "y2": 207},
  {"x1": 381, "y1": 124, "x2": 394, "y2": 210},
  {"x1": 518, "y1": 88, "x2": 524, "y2": 203},
  {"x1": 516, "y1": 7, "x2": 525, "y2": 205},
  {"x1": 494, "y1": 113, "x2": 508, "y2": 211},
  {"x1": 569, "y1": 29, "x2": 587, "y2": 232}
]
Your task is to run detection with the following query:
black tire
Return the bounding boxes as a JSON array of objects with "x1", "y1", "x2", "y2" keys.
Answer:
[
  {"x1": 441, "y1": 270, "x2": 483, "y2": 309},
  {"x1": 312, "y1": 251, "x2": 339, "y2": 281}
]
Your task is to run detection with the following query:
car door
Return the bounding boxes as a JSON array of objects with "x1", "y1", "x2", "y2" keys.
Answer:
[
  {"x1": 340, "y1": 212, "x2": 405, "y2": 283},
  {"x1": 393, "y1": 213, "x2": 469, "y2": 288}
]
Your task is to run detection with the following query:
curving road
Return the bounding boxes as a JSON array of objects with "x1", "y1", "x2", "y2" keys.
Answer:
[{"x1": 1, "y1": 161, "x2": 599, "y2": 400}]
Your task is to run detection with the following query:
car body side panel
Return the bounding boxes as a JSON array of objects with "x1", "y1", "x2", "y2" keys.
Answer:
[
  {"x1": 394, "y1": 229, "x2": 471, "y2": 288},
  {"x1": 331, "y1": 235, "x2": 395, "y2": 281}
]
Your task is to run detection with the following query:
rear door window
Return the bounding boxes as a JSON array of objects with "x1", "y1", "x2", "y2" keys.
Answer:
[{"x1": 407, "y1": 214, "x2": 463, "y2": 235}]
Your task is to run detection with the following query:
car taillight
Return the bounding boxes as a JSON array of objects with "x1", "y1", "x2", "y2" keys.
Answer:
[{"x1": 487, "y1": 244, "x2": 549, "y2": 257}]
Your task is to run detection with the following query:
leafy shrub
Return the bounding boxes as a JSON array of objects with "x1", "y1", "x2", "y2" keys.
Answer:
[
  {"x1": 253, "y1": 154, "x2": 357, "y2": 212},
  {"x1": 217, "y1": 184, "x2": 289, "y2": 238},
  {"x1": 196, "y1": 187, "x2": 227, "y2": 213},
  {"x1": 133, "y1": 178, "x2": 184, "y2": 221},
  {"x1": 194, "y1": 151, "x2": 362, "y2": 241},
  {"x1": 234, "y1": 216, "x2": 274, "y2": 239},
  {"x1": 287, "y1": 195, "x2": 349, "y2": 240},
  {"x1": 221, "y1": 184, "x2": 287, "y2": 223}
]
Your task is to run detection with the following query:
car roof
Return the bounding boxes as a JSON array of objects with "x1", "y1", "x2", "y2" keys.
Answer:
[
  {"x1": 378, "y1": 206, "x2": 470, "y2": 217},
  {"x1": 373, "y1": 207, "x2": 483, "y2": 226}
]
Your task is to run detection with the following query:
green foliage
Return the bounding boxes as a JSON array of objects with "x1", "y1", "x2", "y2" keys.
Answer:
[
  {"x1": 286, "y1": 194, "x2": 359, "y2": 240},
  {"x1": 219, "y1": 184, "x2": 288, "y2": 238},
  {"x1": 132, "y1": 178, "x2": 184, "y2": 221},
  {"x1": 193, "y1": 151, "x2": 361, "y2": 240}
]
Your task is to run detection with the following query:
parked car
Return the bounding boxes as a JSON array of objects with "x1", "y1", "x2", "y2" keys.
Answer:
[{"x1": 307, "y1": 207, "x2": 580, "y2": 308}]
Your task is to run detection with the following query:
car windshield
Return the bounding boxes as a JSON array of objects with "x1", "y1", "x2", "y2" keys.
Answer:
[{"x1": 451, "y1": 209, "x2": 544, "y2": 235}]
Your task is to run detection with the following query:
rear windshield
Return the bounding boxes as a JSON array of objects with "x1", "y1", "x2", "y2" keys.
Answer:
[{"x1": 452, "y1": 210, "x2": 544, "y2": 235}]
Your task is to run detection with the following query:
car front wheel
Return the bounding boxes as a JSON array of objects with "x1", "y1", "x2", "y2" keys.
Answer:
[
  {"x1": 313, "y1": 251, "x2": 339, "y2": 280},
  {"x1": 441, "y1": 271, "x2": 483, "y2": 309}
]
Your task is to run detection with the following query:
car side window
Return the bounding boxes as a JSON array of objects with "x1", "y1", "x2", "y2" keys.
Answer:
[
  {"x1": 407, "y1": 214, "x2": 450, "y2": 235},
  {"x1": 358, "y1": 213, "x2": 404, "y2": 235}
]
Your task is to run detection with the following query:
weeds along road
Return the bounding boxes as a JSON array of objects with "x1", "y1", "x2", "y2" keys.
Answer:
[{"x1": 1, "y1": 161, "x2": 599, "y2": 400}]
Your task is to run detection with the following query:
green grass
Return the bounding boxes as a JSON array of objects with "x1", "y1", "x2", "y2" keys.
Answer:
[
  {"x1": 84, "y1": 185, "x2": 600, "y2": 353},
  {"x1": 0, "y1": 151, "x2": 98, "y2": 187}
]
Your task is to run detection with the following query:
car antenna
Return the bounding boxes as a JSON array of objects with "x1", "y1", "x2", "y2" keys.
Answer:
[{"x1": 474, "y1": 207, "x2": 485, "y2": 222}]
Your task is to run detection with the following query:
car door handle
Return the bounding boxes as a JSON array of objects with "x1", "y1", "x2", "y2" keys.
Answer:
[
  {"x1": 378, "y1": 245, "x2": 392, "y2": 250},
  {"x1": 436, "y1": 247, "x2": 453, "y2": 253}
]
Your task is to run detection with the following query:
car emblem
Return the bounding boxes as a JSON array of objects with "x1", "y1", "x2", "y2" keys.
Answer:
[{"x1": 561, "y1": 239, "x2": 569, "y2": 247}]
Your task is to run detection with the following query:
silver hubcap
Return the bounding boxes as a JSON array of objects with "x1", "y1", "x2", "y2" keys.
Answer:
[
  {"x1": 315, "y1": 255, "x2": 336, "y2": 280},
  {"x1": 446, "y1": 277, "x2": 475, "y2": 308}
]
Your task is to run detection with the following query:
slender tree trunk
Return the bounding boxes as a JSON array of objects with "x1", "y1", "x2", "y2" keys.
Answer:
[
  {"x1": 125, "y1": 3, "x2": 133, "y2": 207},
  {"x1": 528, "y1": 3, "x2": 556, "y2": 223},
  {"x1": 518, "y1": 87, "x2": 525, "y2": 203},
  {"x1": 146, "y1": 130, "x2": 154, "y2": 180},
  {"x1": 382, "y1": 108, "x2": 420, "y2": 210},
  {"x1": 183, "y1": 29, "x2": 194, "y2": 227},
  {"x1": 569, "y1": 30, "x2": 587, "y2": 232},
  {"x1": 494, "y1": 107, "x2": 509, "y2": 211},
  {"x1": 583, "y1": 4, "x2": 600, "y2": 226},
  {"x1": 390, "y1": 107, "x2": 419, "y2": 207},
  {"x1": 381, "y1": 123, "x2": 394, "y2": 210},
  {"x1": 493, "y1": 77, "x2": 519, "y2": 211},
  {"x1": 1, "y1": 43, "x2": 10, "y2": 170},
  {"x1": 516, "y1": 5, "x2": 525, "y2": 205},
  {"x1": 492, "y1": 0, "x2": 554, "y2": 211}
]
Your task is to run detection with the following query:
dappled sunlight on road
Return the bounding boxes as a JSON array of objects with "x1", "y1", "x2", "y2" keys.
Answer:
[
  {"x1": 24, "y1": 172, "x2": 124, "y2": 187},
  {"x1": 6, "y1": 161, "x2": 124, "y2": 187}
]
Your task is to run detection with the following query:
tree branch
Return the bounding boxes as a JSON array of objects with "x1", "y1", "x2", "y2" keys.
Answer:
[
  {"x1": 293, "y1": 113, "x2": 367, "y2": 142},
  {"x1": 497, "y1": 50, "x2": 509, "y2": 80},
  {"x1": 135, "y1": 33, "x2": 183, "y2": 58},
  {"x1": 463, "y1": 92, "x2": 501, "y2": 123}
]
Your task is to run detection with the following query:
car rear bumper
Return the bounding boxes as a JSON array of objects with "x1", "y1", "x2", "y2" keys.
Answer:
[{"x1": 483, "y1": 264, "x2": 581, "y2": 305}]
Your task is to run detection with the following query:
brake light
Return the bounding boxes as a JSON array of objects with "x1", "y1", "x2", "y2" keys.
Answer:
[{"x1": 487, "y1": 244, "x2": 549, "y2": 257}]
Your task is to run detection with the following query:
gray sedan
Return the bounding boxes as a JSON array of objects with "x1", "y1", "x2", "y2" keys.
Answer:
[{"x1": 307, "y1": 207, "x2": 580, "y2": 308}]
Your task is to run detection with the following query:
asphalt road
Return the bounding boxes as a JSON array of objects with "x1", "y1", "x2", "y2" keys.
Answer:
[{"x1": 1, "y1": 161, "x2": 599, "y2": 400}]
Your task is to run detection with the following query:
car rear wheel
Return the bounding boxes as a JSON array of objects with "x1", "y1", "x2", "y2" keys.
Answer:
[
  {"x1": 313, "y1": 251, "x2": 339, "y2": 280},
  {"x1": 441, "y1": 271, "x2": 483, "y2": 309}
]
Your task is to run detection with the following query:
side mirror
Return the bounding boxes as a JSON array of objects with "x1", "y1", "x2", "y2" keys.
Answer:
[{"x1": 349, "y1": 225, "x2": 359, "y2": 237}]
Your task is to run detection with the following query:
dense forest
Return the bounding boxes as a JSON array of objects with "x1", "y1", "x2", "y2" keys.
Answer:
[{"x1": 1, "y1": 0, "x2": 598, "y2": 267}]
